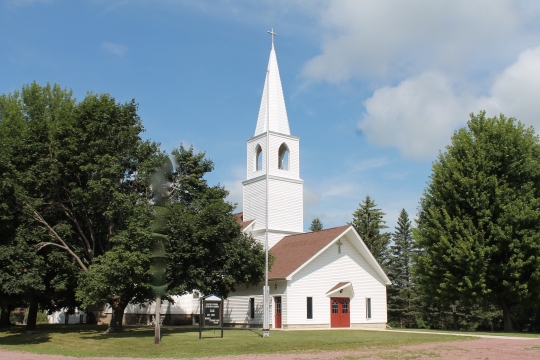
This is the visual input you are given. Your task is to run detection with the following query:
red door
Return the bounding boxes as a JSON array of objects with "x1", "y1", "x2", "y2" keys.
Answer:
[
  {"x1": 330, "y1": 297, "x2": 350, "y2": 328},
  {"x1": 275, "y1": 297, "x2": 282, "y2": 328}
]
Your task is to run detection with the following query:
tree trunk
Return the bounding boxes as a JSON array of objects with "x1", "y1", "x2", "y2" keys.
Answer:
[
  {"x1": 26, "y1": 299, "x2": 38, "y2": 331},
  {"x1": 108, "y1": 298, "x2": 127, "y2": 333},
  {"x1": 501, "y1": 300, "x2": 513, "y2": 332},
  {"x1": 0, "y1": 305, "x2": 11, "y2": 328}
]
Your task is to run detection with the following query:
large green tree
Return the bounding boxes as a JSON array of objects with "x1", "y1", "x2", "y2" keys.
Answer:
[
  {"x1": 0, "y1": 82, "x2": 163, "y2": 332},
  {"x1": 350, "y1": 195, "x2": 390, "y2": 267},
  {"x1": 165, "y1": 146, "x2": 266, "y2": 298},
  {"x1": 415, "y1": 112, "x2": 540, "y2": 331},
  {"x1": 0, "y1": 84, "x2": 81, "y2": 330},
  {"x1": 387, "y1": 209, "x2": 418, "y2": 328},
  {"x1": 76, "y1": 204, "x2": 154, "y2": 332}
]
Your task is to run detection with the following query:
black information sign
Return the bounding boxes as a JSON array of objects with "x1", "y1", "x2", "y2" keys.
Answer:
[
  {"x1": 199, "y1": 295, "x2": 224, "y2": 339},
  {"x1": 204, "y1": 302, "x2": 220, "y2": 327}
]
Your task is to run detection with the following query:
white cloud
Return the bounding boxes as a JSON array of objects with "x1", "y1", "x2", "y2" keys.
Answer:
[
  {"x1": 102, "y1": 42, "x2": 128, "y2": 57},
  {"x1": 359, "y1": 45, "x2": 540, "y2": 160},
  {"x1": 359, "y1": 71, "x2": 472, "y2": 159},
  {"x1": 302, "y1": 0, "x2": 533, "y2": 83},
  {"x1": 477, "y1": 46, "x2": 540, "y2": 129}
]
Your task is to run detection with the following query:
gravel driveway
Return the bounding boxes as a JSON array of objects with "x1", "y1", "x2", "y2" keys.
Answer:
[{"x1": 1, "y1": 337, "x2": 539, "y2": 359}]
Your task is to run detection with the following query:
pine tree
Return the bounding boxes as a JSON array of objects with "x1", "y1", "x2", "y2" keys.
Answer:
[
  {"x1": 350, "y1": 195, "x2": 390, "y2": 267},
  {"x1": 387, "y1": 209, "x2": 418, "y2": 328},
  {"x1": 309, "y1": 218, "x2": 323, "y2": 232}
]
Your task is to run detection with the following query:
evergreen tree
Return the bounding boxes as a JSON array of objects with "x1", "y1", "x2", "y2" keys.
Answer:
[
  {"x1": 350, "y1": 195, "x2": 390, "y2": 267},
  {"x1": 415, "y1": 112, "x2": 540, "y2": 331},
  {"x1": 387, "y1": 209, "x2": 418, "y2": 328},
  {"x1": 309, "y1": 218, "x2": 323, "y2": 232}
]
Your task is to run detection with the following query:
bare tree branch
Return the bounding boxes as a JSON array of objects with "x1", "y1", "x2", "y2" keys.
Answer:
[
  {"x1": 36, "y1": 242, "x2": 68, "y2": 252},
  {"x1": 29, "y1": 206, "x2": 88, "y2": 272}
]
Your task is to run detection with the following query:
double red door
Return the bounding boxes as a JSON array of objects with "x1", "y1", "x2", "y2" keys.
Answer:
[
  {"x1": 330, "y1": 297, "x2": 350, "y2": 328},
  {"x1": 275, "y1": 296, "x2": 282, "y2": 328}
]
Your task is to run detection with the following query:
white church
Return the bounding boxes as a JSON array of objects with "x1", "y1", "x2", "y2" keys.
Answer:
[
  {"x1": 51, "y1": 37, "x2": 390, "y2": 329},
  {"x1": 223, "y1": 38, "x2": 390, "y2": 329}
]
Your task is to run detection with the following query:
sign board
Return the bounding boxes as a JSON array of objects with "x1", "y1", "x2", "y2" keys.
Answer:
[
  {"x1": 204, "y1": 302, "x2": 220, "y2": 327},
  {"x1": 199, "y1": 294, "x2": 224, "y2": 339}
]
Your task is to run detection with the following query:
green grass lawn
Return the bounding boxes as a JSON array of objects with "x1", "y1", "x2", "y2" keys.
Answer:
[
  {"x1": 389, "y1": 328, "x2": 540, "y2": 338},
  {"x1": 0, "y1": 325, "x2": 466, "y2": 358}
]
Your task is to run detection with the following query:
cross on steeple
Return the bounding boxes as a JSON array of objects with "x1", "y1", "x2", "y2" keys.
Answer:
[
  {"x1": 336, "y1": 239, "x2": 343, "y2": 254},
  {"x1": 267, "y1": 28, "x2": 277, "y2": 47}
]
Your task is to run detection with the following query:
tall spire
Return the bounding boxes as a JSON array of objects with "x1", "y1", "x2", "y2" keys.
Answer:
[{"x1": 254, "y1": 36, "x2": 290, "y2": 136}]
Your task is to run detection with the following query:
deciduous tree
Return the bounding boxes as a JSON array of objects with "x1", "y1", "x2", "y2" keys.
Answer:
[
  {"x1": 165, "y1": 146, "x2": 266, "y2": 298},
  {"x1": 415, "y1": 112, "x2": 540, "y2": 331}
]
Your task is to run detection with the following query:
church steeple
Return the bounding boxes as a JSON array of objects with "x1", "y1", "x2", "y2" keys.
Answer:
[
  {"x1": 254, "y1": 40, "x2": 290, "y2": 136},
  {"x1": 243, "y1": 31, "x2": 303, "y2": 248}
]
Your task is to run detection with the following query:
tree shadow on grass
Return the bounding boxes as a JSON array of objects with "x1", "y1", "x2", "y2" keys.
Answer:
[
  {"x1": 77, "y1": 326, "x2": 198, "y2": 341},
  {"x1": 0, "y1": 327, "x2": 51, "y2": 346},
  {"x1": 246, "y1": 328, "x2": 263, "y2": 337}
]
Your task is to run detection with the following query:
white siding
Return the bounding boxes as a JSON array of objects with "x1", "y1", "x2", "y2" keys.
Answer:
[
  {"x1": 268, "y1": 178, "x2": 303, "y2": 233},
  {"x1": 224, "y1": 285, "x2": 264, "y2": 326},
  {"x1": 243, "y1": 178, "x2": 266, "y2": 231},
  {"x1": 287, "y1": 236, "x2": 387, "y2": 327},
  {"x1": 225, "y1": 281, "x2": 287, "y2": 328}
]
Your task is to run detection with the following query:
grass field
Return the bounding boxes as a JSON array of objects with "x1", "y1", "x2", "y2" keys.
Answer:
[{"x1": 0, "y1": 325, "x2": 467, "y2": 358}]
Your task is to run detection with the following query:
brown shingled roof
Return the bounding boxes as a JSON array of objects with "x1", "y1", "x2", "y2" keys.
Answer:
[
  {"x1": 326, "y1": 282, "x2": 350, "y2": 294},
  {"x1": 269, "y1": 225, "x2": 350, "y2": 279},
  {"x1": 234, "y1": 212, "x2": 254, "y2": 232}
]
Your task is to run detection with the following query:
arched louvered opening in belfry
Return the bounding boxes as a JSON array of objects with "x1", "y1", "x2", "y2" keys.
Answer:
[
  {"x1": 278, "y1": 143, "x2": 289, "y2": 170},
  {"x1": 255, "y1": 144, "x2": 263, "y2": 171}
]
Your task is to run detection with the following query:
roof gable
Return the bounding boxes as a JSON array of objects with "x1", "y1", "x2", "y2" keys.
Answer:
[
  {"x1": 268, "y1": 225, "x2": 391, "y2": 285},
  {"x1": 268, "y1": 225, "x2": 349, "y2": 279}
]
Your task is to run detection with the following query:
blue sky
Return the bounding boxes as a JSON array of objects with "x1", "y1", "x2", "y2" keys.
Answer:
[{"x1": 2, "y1": 0, "x2": 540, "y2": 232}]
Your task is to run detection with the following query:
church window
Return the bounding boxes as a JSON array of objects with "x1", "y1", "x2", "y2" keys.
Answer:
[
  {"x1": 278, "y1": 143, "x2": 289, "y2": 170},
  {"x1": 255, "y1": 145, "x2": 262, "y2": 171},
  {"x1": 332, "y1": 300, "x2": 339, "y2": 314},
  {"x1": 249, "y1": 298, "x2": 255, "y2": 319},
  {"x1": 366, "y1": 298, "x2": 372, "y2": 319},
  {"x1": 307, "y1": 297, "x2": 313, "y2": 319},
  {"x1": 342, "y1": 299, "x2": 348, "y2": 314}
]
